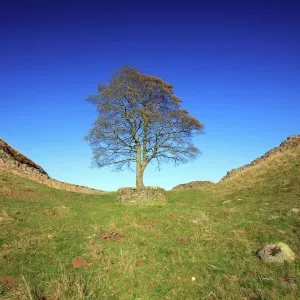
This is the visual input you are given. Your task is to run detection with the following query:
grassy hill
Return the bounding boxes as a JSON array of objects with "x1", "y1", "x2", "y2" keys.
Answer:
[
  {"x1": 0, "y1": 138, "x2": 104, "y2": 194},
  {"x1": 0, "y1": 138, "x2": 300, "y2": 299},
  {"x1": 215, "y1": 135, "x2": 300, "y2": 195}
]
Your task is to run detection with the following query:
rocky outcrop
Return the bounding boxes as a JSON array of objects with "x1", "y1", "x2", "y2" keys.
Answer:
[
  {"x1": 0, "y1": 138, "x2": 104, "y2": 194},
  {"x1": 172, "y1": 181, "x2": 214, "y2": 191},
  {"x1": 117, "y1": 187, "x2": 167, "y2": 205},
  {"x1": 220, "y1": 135, "x2": 300, "y2": 182}
]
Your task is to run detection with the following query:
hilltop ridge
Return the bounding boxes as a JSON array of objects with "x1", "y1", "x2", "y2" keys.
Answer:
[
  {"x1": 220, "y1": 135, "x2": 300, "y2": 182},
  {"x1": 0, "y1": 138, "x2": 104, "y2": 194},
  {"x1": 172, "y1": 181, "x2": 214, "y2": 191},
  {"x1": 170, "y1": 135, "x2": 300, "y2": 191}
]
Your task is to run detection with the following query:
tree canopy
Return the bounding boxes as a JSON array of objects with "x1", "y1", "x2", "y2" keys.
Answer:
[{"x1": 85, "y1": 66, "x2": 204, "y2": 188}]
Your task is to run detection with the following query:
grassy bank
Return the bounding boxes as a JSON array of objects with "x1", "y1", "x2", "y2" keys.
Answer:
[{"x1": 1, "y1": 171, "x2": 299, "y2": 299}]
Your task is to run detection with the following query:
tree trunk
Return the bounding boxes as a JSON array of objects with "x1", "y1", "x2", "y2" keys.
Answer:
[
  {"x1": 136, "y1": 144, "x2": 145, "y2": 189},
  {"x1": 136, "y1": 164, "x2": 145, "y2": 189}
]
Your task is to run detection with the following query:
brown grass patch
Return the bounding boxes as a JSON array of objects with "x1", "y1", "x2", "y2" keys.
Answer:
[
  {"x1": 71, "y1": 257, "x2": 92, "y2": 269},
  {"x1": 100, "y1": 229, "x2": 124, "y2": 242},
  {"x1": 0, "y1": 276, "x2": 19, "y2": 290}
]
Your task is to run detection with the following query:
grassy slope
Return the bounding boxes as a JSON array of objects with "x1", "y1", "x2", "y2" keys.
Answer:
[
  {"x1": 0, "y1": 146, "x2": 299, "y2": 300},
  {"x1": 214, "y1": 143, "x2": 300, "y2": 195}
]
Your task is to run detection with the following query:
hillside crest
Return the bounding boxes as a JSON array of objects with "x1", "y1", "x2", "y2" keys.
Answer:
[
  {"x1": 0, "y1": 138, "x2": 104, "y2": 194},
  {"x1": 172, "y1": 181, "x2": 214, "y2": 191},
  {"x1": 220, "y1": 135, "x2": 300, "y2": 182}
]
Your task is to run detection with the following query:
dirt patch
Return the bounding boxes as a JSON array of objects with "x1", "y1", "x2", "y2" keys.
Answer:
[
  {"x1": 1, "y1": 244, "x2": 13, "y2": 249},
  {"x1": 101, "y1": 230, "x2": 124, "y2": 242},
  {"x1": 71, "y1": 257, "x2": 92, "y2": 268},
  {"x1": 0, "y1": 276, "x2": 19, "y2": 290}
]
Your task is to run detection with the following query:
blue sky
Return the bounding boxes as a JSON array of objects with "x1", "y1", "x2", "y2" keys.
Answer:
[{"x1": 1, "y1": 1, "x2": 299, "y2": 191}]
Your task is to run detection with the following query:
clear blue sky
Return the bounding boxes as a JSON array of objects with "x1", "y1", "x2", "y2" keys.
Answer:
[{"x1": 1, "y1": 1, "x2": 299, "y2": 191}]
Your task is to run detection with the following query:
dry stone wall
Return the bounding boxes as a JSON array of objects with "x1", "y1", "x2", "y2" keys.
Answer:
[
  {"x1": 117, "y1": 187, "x2": 167, "y2": 205},
  {"x1": 220, "y1": 135, "x2": 300, "y2": 182},
  {"x1": 172, "y1": 181, "x2": 214, "y2": 191},
  {"x1": 0, "y1": 138, "x2": 104, "y2": 194}
]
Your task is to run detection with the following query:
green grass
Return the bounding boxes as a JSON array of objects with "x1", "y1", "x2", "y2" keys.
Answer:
[{"x1": 0, "y1": 163, "x2": 299, "y2": 299}]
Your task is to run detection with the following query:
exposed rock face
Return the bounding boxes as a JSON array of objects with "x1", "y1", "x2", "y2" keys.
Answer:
[
  {"x1": 117, "y1": 187, "x2": 167, "y2": 205},
  {"x1": 220, "y1": 135, "x2": 300, "y2": 182},
  {"x1": 172, "y1": 181, "x2": 214, "y2": 191},
  {"x1": 0, "y1": 138, "x2": 104, "y2": 194}
]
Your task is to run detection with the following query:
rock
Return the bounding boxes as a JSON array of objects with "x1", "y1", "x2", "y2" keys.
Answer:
[
  {"x1": 191, "y1": 219, "x2": 204, "y2": 224},
  {"x1": 117, "y1": 187, "x2": 167, "y2": 205},
  {"x1": 290, "y1": 208, "x2": 300, "y2": 214},
  {"x1": 229, "y1": 207, "x2": 237, "y2": 213},
  {"x1": 222, "y1": 200, "x2": 231, "y2": 204},
  {"x1": 257, "y1": 242, "x2": 296, "y2": 263}
]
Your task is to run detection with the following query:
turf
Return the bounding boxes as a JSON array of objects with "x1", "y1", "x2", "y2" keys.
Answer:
[{"x1": 0, "y1": 144, "x2": 299, "y2": 299}]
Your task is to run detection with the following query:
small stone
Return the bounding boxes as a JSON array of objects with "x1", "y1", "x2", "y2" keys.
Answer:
[
  {"x1": 229, "y1": 207, "x2": 237, "y2": 213},
  {"x1": 290, "y1": 208, "x2": 300, "y2": 214},
  {"x1": 222, "y1": 200, "x2": 231, "y2": 204},
  {"x1": 269, "y1": 215, "x2": 279, "y2": 219},
  {"x1": 191, "y1": 219, "x2": 202, "y2": 224},
  {"x1": 208, "y1": 292, "x2": 217, "y2": 299}
]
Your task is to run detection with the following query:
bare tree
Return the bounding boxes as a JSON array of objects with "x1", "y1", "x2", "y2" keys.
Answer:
[{"x1": 85, "y1": 66, "x2": 204, "y2": 188}]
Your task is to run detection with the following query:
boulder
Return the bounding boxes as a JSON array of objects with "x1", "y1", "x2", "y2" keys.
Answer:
[
  {"x1": 117, "y1": 187, "x2": 167, "y2": 205},
  {"x1": 257, "y1": 242, "x2": 296, "y2": 263}
]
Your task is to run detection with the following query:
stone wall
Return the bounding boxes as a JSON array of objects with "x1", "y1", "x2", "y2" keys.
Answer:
[
  {"x1": 0, "y1": 138, "x2": 104, "y2": 194},
  {"x1": 117, "y1": 187, "x2": 167, "y2": 205},
  {"x1": 172, "y1": 181, "x2": 214, "y2": 191},
  {"x1": 0, "y1": 139, "x2": 47, "y2": 175},
  {"x1": 220, "y1": 135, "x2": 300, "y2": 182}
]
